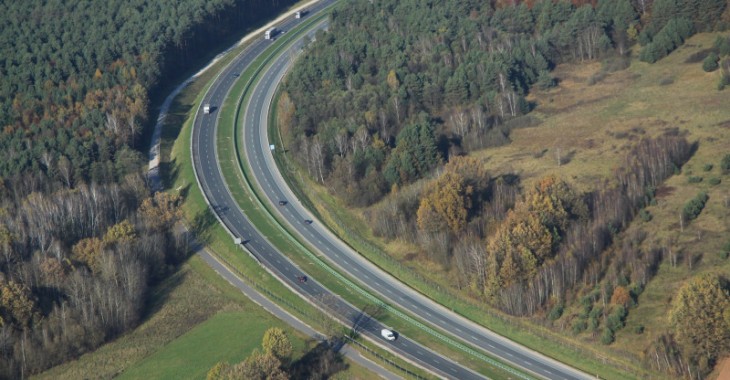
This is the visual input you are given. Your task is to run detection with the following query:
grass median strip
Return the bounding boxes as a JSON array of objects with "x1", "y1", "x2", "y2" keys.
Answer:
[{"x1": 215, "y1": 11, "x2": 539, "y2": 380}]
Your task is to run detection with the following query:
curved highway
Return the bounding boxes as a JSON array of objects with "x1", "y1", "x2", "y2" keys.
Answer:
[
  {"x1": 237, "y1": 7, "x2": 593, "y2": 380},
  {"x1": 191, "y1": 3, "x2": 486, "y2": 379}
]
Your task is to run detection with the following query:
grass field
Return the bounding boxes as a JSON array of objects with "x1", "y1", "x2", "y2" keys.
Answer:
[
  {"x1": 272, "y1": 32, "x2": 730, "y2": 378},
  {"x1": 117, "y1": 311, "x2": 306, "y2": 380}
]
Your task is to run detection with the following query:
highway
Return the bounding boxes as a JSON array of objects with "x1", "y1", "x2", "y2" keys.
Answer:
[
  {"x1": 190, "y1": 2, "x2": 486, "y2": 379},
  {"x1": 237, "y1": 7, "x2": 594, "y2": 380},
  {"x1": 192, "y1": 1, "x2": 595, "y2": 380}
]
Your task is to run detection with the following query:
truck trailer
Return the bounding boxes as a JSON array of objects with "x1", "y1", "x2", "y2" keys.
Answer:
[{"x1": 265, "y1": 28, "x2": 277, "y2": 40}]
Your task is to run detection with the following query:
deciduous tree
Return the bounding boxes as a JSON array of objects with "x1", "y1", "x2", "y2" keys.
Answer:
[
  {"x1": 669, "y1": 274, "x2": 730, "y2": 361},
  {"x1": 262, "y1": 327, "x2": 292, "y2": 365}
]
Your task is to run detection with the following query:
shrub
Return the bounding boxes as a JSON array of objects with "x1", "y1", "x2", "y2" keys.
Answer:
[
  {"x1": 721, "y1": 154, "x2": 730, "y2": 174},
  {"x1": 640, "y1": 209, "x2": 652, "y2": 222},
  {"x1": 703, "y1": 52, "x2": 719, "y2": 72},
  {"x1": 589, "y1": 306, "x2": 604, "y2": 319},
  {"x1": 703, "y1": 164, "x2": 714, "y2": 172},
  {"x1": 606, "y1": 306, "x2": 627, "y2": 331},
  {"x1": 644, "y1": 186, "x2": 657, "y2": 206},
  {"x1": 589, "y1": 317, "x2": 599, "y2": 332},
  {"x1": 537, "y1": 70, "x2": 556, "y2": 89},
  {"x1": 634, "y1": 325, "x2": 645, "y2": 334},
  {"x1": 601, "y1": 328, "x2": 615, "y2": 345},
  {"x1": 602, "y1": 56, "x2": 630, "y2": 72},
  {"x1": 688, "y1": 176, "x2": 703, "y2": 183},
  {"x1": 579, "y1": 305, "x2": 591, "y2": 319},
  {"x1": 572, "y1": 319, "x2": 588, "y2": 334},
  {"x1": 715, "y1": 36, "x2": 730, "y2": 57},
  {"x1": 629, "y1": 283, "x2": 644, "y2": 299},
  {"x1": 658, "y1": 77, "x2": 674, "y2": 86},
  {"x1": 587, "y1": 71, "x2": 607, "y2": 85},
  {"x1": 683, "y1": 192, "x2": 709, "y2": 221},
  {"x1": 720, "y1": 74, "x2": 730, "y2": 91},
  {"x1": 709, "y1": 177, "x2": 721, "y2": 186},
  {"x1": 720, "y1": 241, "x2": 730, "y2": 260},
  {"x1": 548, "y1": 304, "x2": 564, "y2": 321}
]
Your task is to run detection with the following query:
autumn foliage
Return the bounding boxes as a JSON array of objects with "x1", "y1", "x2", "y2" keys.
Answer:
[
  {"x1": 610, "y1": 286, "x2": 631, "y2": 307},
  {"x1": 482, "y1": 176, "x2": 586, "y2": 300},
  {"x1": 668, "y1": 274, "x2": 730, "y2": 370},
  {"x1": 417, "y1": 156, "x2": 490, "y2": 234}
]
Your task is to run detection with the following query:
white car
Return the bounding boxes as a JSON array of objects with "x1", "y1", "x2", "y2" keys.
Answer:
[{"x1": 381, "y1": 328, "x2": 396, "y2": 341}]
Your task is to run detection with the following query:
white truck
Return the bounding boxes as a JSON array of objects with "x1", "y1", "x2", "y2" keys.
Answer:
[
  {"x1": 203, "y1": 104, "x2": 210, "y2": 114},
  {"x1": 265, "y1": 28, "x2": 277, "y2": 40}
]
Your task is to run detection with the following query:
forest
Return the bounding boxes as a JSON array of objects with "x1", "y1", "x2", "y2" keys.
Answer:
[
  {"x1": 283, "y1": 0, "x2": 727, "y2": 206},
  {"x1": 279, "y1": 0, "x2": 730, "y2": 378},
  {"x1": 0, "y1": 0, "x2": 298, "y2": 377}
]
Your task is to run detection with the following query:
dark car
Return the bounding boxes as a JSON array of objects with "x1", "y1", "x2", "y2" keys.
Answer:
[{"x1": 278, "y1": 200, "x2": 287, "y2": 206}]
